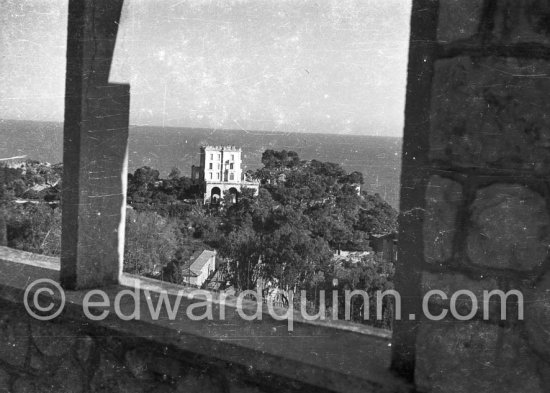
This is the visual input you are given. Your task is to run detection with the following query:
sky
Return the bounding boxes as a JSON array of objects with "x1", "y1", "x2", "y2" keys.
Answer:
[{"x1": 1, "y1": 0, "x2": 411, "y2": 137}]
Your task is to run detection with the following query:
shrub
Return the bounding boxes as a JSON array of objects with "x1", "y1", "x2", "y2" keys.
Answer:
[{"x1": 124, "y1": 209, "x2": 179, "y2": 275}]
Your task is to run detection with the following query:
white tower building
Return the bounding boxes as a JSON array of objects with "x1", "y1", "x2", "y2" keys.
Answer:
[{"x1": 191, "y1": 146, "x2": 259, "y2": 203}]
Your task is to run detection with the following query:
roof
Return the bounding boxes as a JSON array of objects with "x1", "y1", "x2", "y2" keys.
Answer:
[
  {"x1": 201, "y1": 145, "x2": 241, "y2": 152},
  {"x1": 181, "y1": 250, "x2": 216, "y2": 276},
  {"x1": 371, "y1": 232, "x2": 397, "y2": 240}
]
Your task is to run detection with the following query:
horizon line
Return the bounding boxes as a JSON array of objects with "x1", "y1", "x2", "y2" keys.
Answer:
[{"x1": 0, "y1": 118, "x2": 403, "y2": 139}]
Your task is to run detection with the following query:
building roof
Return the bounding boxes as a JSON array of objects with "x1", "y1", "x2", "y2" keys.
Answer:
[
  {"x1": 181, "y1": 250, "x2": 216, "y2": 276},
  {"x1": 201, "y1": 145, "x2": 241, "y2": 152},
  {"x1": 371, "y1": 232, "x2": 397, "y2": 240}
]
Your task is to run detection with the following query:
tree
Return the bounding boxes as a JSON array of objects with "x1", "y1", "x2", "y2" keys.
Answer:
[
  {"x1": 12, "y1": 179, "x2": 27, "y2": 197},
  {"x1": 260, "y1": 224, "x2": 332, "y2": 291},
  {"x1": 356, "y1": 193, "x2": 398, "y2": 235},
  {"x1": 2, "y1": 154, "x2": 399, "y2": 312},
  {"x1": 127, "y1": 166, "x2": 160, "y2": 205},
  {"x1": 219, "y1": 225, "x2": 262, "y2": 291},
  {"x1": 4, "y1": 203, "x2": 61, "y2": 256},
  {"x1": 133, "y1": 166, "x2": 160, "y2": 187},
  {"x1": 339, "y1": 171, "x2": 364, "y2": 185},
  {"x1": 309, "y1": 159, "x2": 346, "y2": 179},
  {"x1": 312, "y1": 214, "x2": 354, "y2": 253},
  {"x1": 218, "y1": 186, "x2": 333, "y2": 291},
  {"x1": 261, "y1": 149, "x2": 301, "y2": 169},
  {"x1": 255, "y1": 150, "x2": 392, "y2": 252},
  {"x1": 168, "y1": 167, "x2": 181, "y2": 180},
  {"x1": 321, "y1": 253, "x2": 395, "y2": 329},
  {"x1": 124, "y1": 210, "x2": 179, "y2": 275},
  {"x1": 222, "y1": 187, "x2": 271, "y2": 231}
]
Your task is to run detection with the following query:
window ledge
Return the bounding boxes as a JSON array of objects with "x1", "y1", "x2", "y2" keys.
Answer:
[{"x1": 0, "y1": 246, "x2": 411, "y2": 393}]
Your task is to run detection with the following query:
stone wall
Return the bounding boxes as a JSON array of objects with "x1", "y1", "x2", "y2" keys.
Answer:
[
  {"x1": 0, "y1": 246, "x2": 407, "y2": 393},
  {"x1": 0, "y1": 299, "x2": 288, "y2": 393},
  {"x1": 393, "y1": 1, "x2": 550, "y2": 392},
  {"x1": 0, "y1": 213, "x2": 6, "y2": 247}
]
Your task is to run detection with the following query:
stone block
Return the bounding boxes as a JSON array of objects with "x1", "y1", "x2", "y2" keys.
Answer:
[
  {"x1": 124, "y1": 349, "x2": 154, "y2": 380},
  {"x1": 437, "y1": 0, "x2": 484, "y2": 42},
  {"x1": 90, "y1": 352, "x2": 127, "y2": 392},
  {"x1": 147, "y1": 386, "x2": 173, "y2": 393},
  {"x1": 525, "y1": 270, "x2": 550, "y2": 359},
  {"x1": 75, "y1": 335, "x2": 95, "y2": 365},
  {"x1": 0, "y1": 316, "x2": 29, "y2": 367},
  {"x1": 124, "y1": 348, "x2": 185, "y2": 380},
  {"x1": 52, "y1": 358, "x2": 84, "y2": 393},
  {"x1": 229, "y1": 382, "x2": 265, "y2": 393},
  {"x1": 29, "y1": 346, "x2": 45, "y2": 372},
  {"x1": 0, "y1": 369, "x2": 10, "y2": 393},
  {"x1": 147, "y1": 355, "x2": 185, "y2": 380},
  {"x1": 421, "y1": 271, "x2": 499, "y2": 319},
  {"x1": 115, "y1": 378, "x2": 150, "y2": 393},
  {"x1": 0, "y1": 214, "x2": 7, "y2": 246},
  {"x1": 492, "y1": 0, "x2": 550, "y2": 45},
  {"x1": 175, "y1": 370, "x2": 223, "y2": 393},
  {"x1": 423, "y1": 176, "x2": 463, "y2": 265},
  {"x1": 90, "y1": 350, "x2": 156, "y2": 393},
  {"x1": 12, "y1": 379, "x2": 36, "y2": 393},
  {"x1": 31, "y1": 321, "x2": 75, "y2": 357},
  {"x1": 92, "y1": 375, "x2": 149, "y2": 393},
  {"x1": 416, "y1": 321, "x2": 544, "y2": 393},
  {"x1": 429, "y1": 56, "x2": 550, "y2": 174},
  {"x1": 466, "y1": 183, "x2": 550, "y2": 271}
]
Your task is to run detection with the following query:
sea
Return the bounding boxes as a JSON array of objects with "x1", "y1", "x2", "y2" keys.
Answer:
[{"x1": 0, "y1": 119, "x2": 402, "y2": 209}]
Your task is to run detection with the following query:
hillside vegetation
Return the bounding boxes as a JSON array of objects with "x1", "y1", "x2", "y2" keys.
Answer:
[{"x1": 1, "y1": 150, "x2": 397, "y2": 328}]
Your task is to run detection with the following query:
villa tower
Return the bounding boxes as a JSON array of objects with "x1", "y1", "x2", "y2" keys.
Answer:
[{"x1": 191, "y1": 146, "x2": 259, "y2": 203}]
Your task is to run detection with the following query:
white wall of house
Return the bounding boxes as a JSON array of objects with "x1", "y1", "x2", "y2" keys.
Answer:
[
  {"x1": 195, "y1": 256, "x2": 215, "y2": 287},
  {"x1": 182, "y1": 254, "x2": 216, "y2": 287}
]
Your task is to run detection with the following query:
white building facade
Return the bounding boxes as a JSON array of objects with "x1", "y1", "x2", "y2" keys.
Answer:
[
  {"x1": 181, "y1": 250, "x2": 217, "y2": 287},
  {"x1": 191, "y1": 146, "x2": 259, "y2": 203}
]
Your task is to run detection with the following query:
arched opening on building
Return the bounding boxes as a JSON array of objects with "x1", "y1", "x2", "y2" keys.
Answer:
[
  {"x1": 211, "y1": 187, "x2": 221, "y2": 204},
  {"x1": 228, "y1": 187, "x2": 239, "y2": 204}
]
